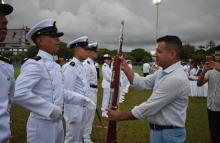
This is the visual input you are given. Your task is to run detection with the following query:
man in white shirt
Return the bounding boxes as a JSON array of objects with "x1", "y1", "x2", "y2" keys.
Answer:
[
  {"x1": 0, "y1": 1, "x2": 14, "y2": 142},
  {"x1": 197, "y1": 46, "x2": 220, "y2": 143},
  {"x1": 107, "y1": 35, "x2": 190, "y2": 143}
]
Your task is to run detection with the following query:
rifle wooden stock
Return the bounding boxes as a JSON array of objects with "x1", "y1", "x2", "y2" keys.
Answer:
[{"x1": 106, "y1": 21, "x2": 124, "y2": 143}]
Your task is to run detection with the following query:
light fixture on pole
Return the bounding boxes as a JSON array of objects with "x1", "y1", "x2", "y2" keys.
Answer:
[{"x1": 153, "y1": 0, "x2": 162, "y2": 40}]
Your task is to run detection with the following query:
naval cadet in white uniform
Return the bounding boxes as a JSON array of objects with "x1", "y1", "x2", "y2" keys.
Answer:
[
  {"x1": 0, "y1": 1, "x2": 14, "y2": 142},
  {"x1": 13, "y1": 19, "x2": 95, "y2": 143},
  {"x1": 83, "y1": 42, "x2": 99, "y2": 143},
  {"x1": 63, "y1": 36, "x2": 91, "y2": 143},
  {"x1": 101, "y1": 54, "x2": 112, "y2": 117}
]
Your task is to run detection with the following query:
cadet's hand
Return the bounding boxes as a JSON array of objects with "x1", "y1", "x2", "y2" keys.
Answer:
[
  {"x1": 50, "y1": 106, "x2": 62, "y2": 120},
  {"x1": 106, "y1": 108, "x2": 122, "y2": 121},
  {"x1": 80, "y1": 96, "x2": 96, "y2": 110}
]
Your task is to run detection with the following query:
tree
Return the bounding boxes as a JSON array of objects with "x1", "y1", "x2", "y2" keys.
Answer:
[
  {"x1": 98, "y1": 48, "x2": 111, "y2": 57},
  {"x1": 130, "y1": 48, "x2": 152, "y2": 64},
  {"x1": 182, "y1": 44, "x2": 195, "y2": 61},
  {"x1": 192, "y1": 50, "x2": 206, "y2": 64},
  {"x1": 26, "y1": 45, "x2": 38, "y2": 58},
  {"x1": 206, "y1": 40, "x2": 216, "y2": 51}
]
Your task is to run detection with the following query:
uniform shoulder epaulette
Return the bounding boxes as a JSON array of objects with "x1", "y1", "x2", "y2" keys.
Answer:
[
  {"x1": 21, "y1": 56, "x2": 41, "y2": 64},
  {"x1": 21, "y1": 58, "x2": 29, "y2": 64},
  {"x1": 33, "y1": 56, "x2": 41, "y2": 61},
  {"x1": 87, "y1": 61, "x2": 90, "y2": 64},
  {"x1": 0, "y1": 55, "x2": 12, "y2": 64},
  {"x1": 70, "y1": 61, "x2": 75, "y2": 67}
]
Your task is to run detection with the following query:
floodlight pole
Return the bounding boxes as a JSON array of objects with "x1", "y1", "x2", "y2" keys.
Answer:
[{"x1": 153, "y1": 0, "x2": 162, "y2": 41}]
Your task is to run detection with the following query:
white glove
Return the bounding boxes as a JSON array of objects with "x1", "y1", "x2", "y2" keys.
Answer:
[
  {"x1": 80, "y1": 96, "x2": 96, "y2": 110},
  {"x1": 49, "y1": 106, "x2": 62, "y2": 120}
]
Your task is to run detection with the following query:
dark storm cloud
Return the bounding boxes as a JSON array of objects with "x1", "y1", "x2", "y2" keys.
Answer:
[{"x1": 6, "y1": 0, "x2": 220, "y2": 51}]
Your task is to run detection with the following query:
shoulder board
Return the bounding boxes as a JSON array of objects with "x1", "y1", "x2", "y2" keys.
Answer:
[
  {"x1": 21, "y1": 56, "x2": 41, "y2": 64},
  {"x1": 87, "y1": 61, "x2": 90, "y2": 64},
  {"x1": 21, "y1": 58, "x2": 29, "y2": 64},
  {"x1": 70, "y1": 61, "x2": 75, "y2": 67},
  {"x1": 0, "y1": 55, "x2": 12, "y2": 64},
  {"x1": 33, "y1": 56, "x2": 41, "y2": 61}
]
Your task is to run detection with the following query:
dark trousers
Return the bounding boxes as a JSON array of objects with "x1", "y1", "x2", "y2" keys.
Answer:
[{"x1": 207, "y1": 109, "x2": 220, "y2": 143}]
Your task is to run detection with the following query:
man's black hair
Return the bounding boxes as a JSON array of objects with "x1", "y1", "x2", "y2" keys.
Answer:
[{"x1": 157, "y1": 35, "x2": 183, "y2": 59}]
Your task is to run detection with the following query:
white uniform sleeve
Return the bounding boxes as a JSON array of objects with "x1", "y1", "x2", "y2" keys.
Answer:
[
  {"x1": 131, "y1": 77, "x2": 184, "y2": 119},
  {"x1": 63, "y1": 65, "x2": 76, "y2": 91},
  {"x1": 8, "y1": 64, "x2": 15, "y2": 105},
  {"x1": 64, "y1": 89, "x2": 95, "y2": 109},
  {"x1": 83, "y1": 61, "x2": 90, "y2": 80},
  {"x1": 13, "y1": 60, "x2": 56, "y2": 118}
]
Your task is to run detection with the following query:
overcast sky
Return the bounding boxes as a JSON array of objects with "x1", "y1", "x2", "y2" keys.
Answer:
[{"x1": 6, "y1": 0, "x2": 220, "y2": 52}]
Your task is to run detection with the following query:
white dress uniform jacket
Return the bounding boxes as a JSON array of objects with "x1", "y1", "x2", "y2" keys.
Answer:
[
  {"x1": 83, "y1": 58, "x2": 98, "y2": 142},
  {"x1": 14, "y1": 50, "x2": 89, "y2": 143},
  {"x1": 84, "y1": 58, "x2": 98, "y2": 104},
  {"x1": 0, "y1": 58, "x2": 15, "y2": 142},
  {"x1": 63, "y1": 57, "x2": 90, "y2": 143}
]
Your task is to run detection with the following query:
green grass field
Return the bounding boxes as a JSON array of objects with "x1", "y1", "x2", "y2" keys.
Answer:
[{"x1": 9, "y1": 65, "x2": 210, "y2": 143}]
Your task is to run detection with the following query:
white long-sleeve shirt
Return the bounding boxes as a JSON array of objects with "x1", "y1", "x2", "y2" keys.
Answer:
[{"x1": 131, "y1": 62, "x2": 190, "y2": 127}]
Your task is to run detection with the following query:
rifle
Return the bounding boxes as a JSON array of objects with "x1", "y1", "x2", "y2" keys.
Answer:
[{"x1": 106, "y1": 21, "x2": 124, "y2": 143}]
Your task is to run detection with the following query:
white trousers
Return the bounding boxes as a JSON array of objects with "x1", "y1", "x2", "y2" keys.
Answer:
[
  {"x1": 64, "y1": 105, "x2": 84, "y2": 143},
  {"x1": 27, "y1": 116, "x2": 64, "y2": 143},
  {"x1": 83, "y1": 89, "x2": 97, "y2": 143},
  {"x1": 101, "y1": 88, "x2": 111, "y2": 114}
]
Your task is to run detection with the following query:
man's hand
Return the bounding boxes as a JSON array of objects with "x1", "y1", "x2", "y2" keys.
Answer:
[
  {"x1": 106, "y1": 109, "x2": 122, "y2": 121},
  {"x1": 107, "y1": 108, "x2": 137, "y2": 121},
  {"x1": 119, "y1": 56, "x2": 128, "y2": 70},
  {"x1": 80, "y1": 96, "x2": 96, "y2": 110}
]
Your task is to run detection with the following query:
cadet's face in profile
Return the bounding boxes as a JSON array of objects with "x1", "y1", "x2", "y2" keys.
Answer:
[
  {"x1": 92, "y1": 51, "x2": 98, "y2": 60},
  {"x1": 77, "y1": 47, "x2": 88, "y2": 60},
  {"x1": 104, "y1": 59, "x2": 111, "y2": 65},
  {"x1": 40, "y1": 36, "x2": 60, "y2": 54},
  {"x1": 0, "y1": 16, "x2": 8, "y2": 42},
  {"x1": 155, "y1": 42, "x2": 171, "y2": 69},
  {"x1": 89, "y1": 50, "x2": 98, "y2": 60}
]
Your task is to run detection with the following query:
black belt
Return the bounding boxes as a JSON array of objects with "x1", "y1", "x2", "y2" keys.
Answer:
[
  {"x1": 90, "y1": 84, "x2": 97, "y2": 88},
  {"x1": 149, "y1": 123, "x2": 180, "y2": 130}
]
